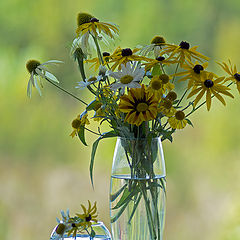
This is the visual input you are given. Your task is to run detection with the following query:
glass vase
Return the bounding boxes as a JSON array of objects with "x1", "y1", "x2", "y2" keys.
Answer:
[
  {"x1": 110, "y1": 137, "x2": 166, "y2": 240},
  {"x1": 50, "y1": 221, "x2": 111, "y2": 240}
]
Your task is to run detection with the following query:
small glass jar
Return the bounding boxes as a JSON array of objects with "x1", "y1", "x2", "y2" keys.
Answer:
[{"x1": 50, "y1": 221, "x2": 111, "y2": 240}]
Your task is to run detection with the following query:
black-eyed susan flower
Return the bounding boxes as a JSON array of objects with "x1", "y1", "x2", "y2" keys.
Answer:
[
  {"x1": 162, "y1": 41, "x2": 209, "y2": 67},
  {"x1": 187, "y1": 72, "x2": 234, "y2": 111},
  {"x1": 147, "y1": 74, "x2": 174, "y2": 99},
  {"x1": 140, "y1": 35, "x2": 166, "y2": 57},
  {"x1": 72, "y1": 13, "x2": 119, "y2": 56},
  {"x1": 26, "y1": 59, "x2": 62, "y2": 97},
  {"x1": 108, "y1": 47, "x2": 152, "y2": 71},
  {"x1": 70, "y1": 113, "x2": 90, "y2": 138},
  {"x1": 174, "y1": 61, "x2": 209, "y2": 89},
  {"x1": 218, "y1": 59, "x2": 240, "y2": 94},
  {"x1": 76, "y1": 201, "x2": 98, "y2": 229},
  {"x1": 158, "y1": 98, "x2": 176, "y2": 117},
  {"x1": 143, "y1": 56, "x2": 176, "y2": 72},
  {"x1": 109, "y1": 62, "x2": 145, "y2": 94},
  {"x1": 168, "y1": 110, "x2": 188, "y2": 129},
  {"x1": 147, "y1": 75, "x2": 165, "y2": 98},
  {"x1": 119, "y1": 85, "x2": 158, "y2": 126},
  {"x1": 76, "y1": 13, "x2": 119, "y2": 39}
]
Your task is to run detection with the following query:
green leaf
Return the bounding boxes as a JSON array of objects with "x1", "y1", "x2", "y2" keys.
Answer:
[
  {"x1": 186, "y1": 118, "x2": 194, "y2": 127},
  {"x1": 78, "y1": 125, "x2": 87, "y2": 146},
  {"x1": 160, "y1": 177, "x2": 166, "y2": 195},
  {"x1": 110, "y1": 183, "x2": 127, "y2": 202},
  {"x1": 74, "y1": 48, "x2": 86, "y2": 81},
  {"x1": 90, "y1": 131, "x2": 117, "y2": 187},
  {"x1": 112, "y1": 188, "x2": 132, "y2": 209},
  {"x1": 86, "y1": 99, "x2": 100, "y2": 111},
  {"x1": 161, "y1": 129, "x2": 175, "y2": 142},
  {"x1": 151, "y1": 64, "x2": 162, "y2": 76},
  {"x1": 128, "y1": 193, "x2": 142, "y2": 224},
  {"x1": 111, "y1": 201, "x2": 129, "y2": 223}
]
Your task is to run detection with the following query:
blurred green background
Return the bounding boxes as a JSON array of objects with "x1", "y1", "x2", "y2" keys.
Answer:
[{"x1": 0, "y1": 0, "x2": 240, "y2": 239}]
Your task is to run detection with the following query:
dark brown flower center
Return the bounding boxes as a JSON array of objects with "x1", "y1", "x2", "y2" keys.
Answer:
[
  {"x1": 136, "y1": 102, "x2": 149, "y2": 112},
  {"x1": 26, "y1": 59, "x2": 41, "y2": 74},
  {"x1": 151, "y1": 36, "x2": 166, "y2": 45},
  {"x1": 204, "y1": 79, "x2": 214, "y2": 88},
  {"x1": 72, "y1": 119, "x2": 81, "y2": 129},
  {"x1": 56, "y1": 223, "x2": 66, "y2": 235},
  {"x1": 159, "y1": 74, "x2": 170, "y2": 84},
  {"x1": 71, "y1": 223, "x2": 76, "y2": 228},
  {"x1": 77, "y1": 13, "x2": 93, "y2": 26},
  {"x1": 179, "y1": 41, "x2": 190, "y2": 50},
  {"x1": 122, "y1": 48, "x2": 133, "y2": 56},
  {"x1": 175, "y1": 111, "x2": 185, "y2": 120},
  {"x1": 90, "y1": 17, "x2": 99, "y2": 23},
  {"x1": 151, "y1": 79, "x2": 162, "y2": 90},
  {"x1": 156, "y1": 56, "x2": 165, "y2": 61},
  {"x1": 166, "y1": 91, "x2": 177, "y2": 101},
  {"x1": 85, "y1": 214, "x2": 92, "y2": 222},
  {"x1": 193, "y1": 64, "x2": 204, "y2": 74},
  {"x1": 103, "y1": 52, "x2": 110, "y2": 56},
  {"x1": 234, "y1": 73, "x2": 240, "y2": 81}
]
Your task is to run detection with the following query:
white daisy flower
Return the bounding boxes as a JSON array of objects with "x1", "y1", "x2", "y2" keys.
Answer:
[
  {"x1": 26, "y1": 59, "x2": 62, "y2": 98},
  {"x1": 109, "y1": 62, "x2": 145, "y2": 94}
]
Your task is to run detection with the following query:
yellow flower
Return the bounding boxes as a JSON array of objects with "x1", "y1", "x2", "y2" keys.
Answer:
[
  {"x1": 147, "y1": 74, "x2": 174, "y2": 98},
  {"x1": 108, "y1": 47, "x2": 152, "y2": 71},
  {"x1": 76, "y1": 201, "x2": 98, "y2": 229},
  {"x1": 168, "y1": 111, "x2": 188, "y2": 129},
  {"x1": 119, "y1": 85, "x2": 158, "y2": 126},
  {"x1": 218, "y1": 59, "x2": 240, "y2": 94},
  {"x1": 147, "y1": 75, "x2": 165, "y2": 98},
  {"x1": 76, "y1": 13, "x2": 119, "y2": 39},
  {"x1": 162, "y1": 41, "x2": 209, "y2": 67},
  {"x1": 187, "y1": 72, "x2": 234, "y2": 111},
  {"x1": 144, "y1": 56, "x2": 176, "y2": 72},
  {"x1": 158, "y1": 98, "x2": 176, "y2": 117},
  {"x1": 70, "y1": 113, "x2": 90, "y2": 138},
  {"x1": 173, "y1": 61, "x2": 209, "y2": 89},
  {"x1": 85, "y1": 52, "x2": 111, "y2": 72}
]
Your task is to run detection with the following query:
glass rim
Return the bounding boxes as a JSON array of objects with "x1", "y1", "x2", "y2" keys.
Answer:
[{"x1": 118, "y1": 136, "x2": 161, "y2": 141}]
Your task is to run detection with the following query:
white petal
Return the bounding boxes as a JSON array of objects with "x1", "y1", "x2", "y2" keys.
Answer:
[
  {"x1": 30, "y1": 72, "x2": 35, "y2": 86},
  {"x1": 41, "y1": 60, "x2": 63, "y2": 65},
  {"x1": 34, "y1": 77, "x2": 42, "y2": 96},
  {"x1": 110, "y1": 82, "x2": 122, "y2": 90},
  {"x1": 45, "y1": 71, "x2": 59, "y2": 83},
  {"x1": 109, "y1": 71, "x2": 122, "y2": 79},
  {"x1": 27, "y1": 79, "x2": 32, "y2": 98}
]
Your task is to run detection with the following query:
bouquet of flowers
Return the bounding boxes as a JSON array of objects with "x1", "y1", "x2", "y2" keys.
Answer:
[{"x1": 26, "y1": 12, "x2": 239, "y2": 240}]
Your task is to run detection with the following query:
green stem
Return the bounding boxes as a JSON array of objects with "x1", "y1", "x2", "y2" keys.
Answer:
[
  {"x1": 172, "y1": 63, "x2": 179, "y2": 83},
  {"x1": 91, "y1": 34, "x2": 104, "y2": 65},
  {"x1": 45, "y1": 79, "x2": 88, "y2": 105},
  {"x1": 140, "y1": 180, "x2": 157, "y2": 240},
  {"x1": 176, "y1": 89, "x2": 188, "y2": 107}
]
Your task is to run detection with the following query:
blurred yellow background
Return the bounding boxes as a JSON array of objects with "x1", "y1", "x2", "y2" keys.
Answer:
[{"x1": 0, "y1": 0, "x2": 240, "y2": 239}]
